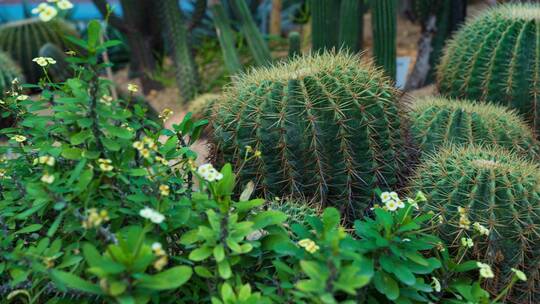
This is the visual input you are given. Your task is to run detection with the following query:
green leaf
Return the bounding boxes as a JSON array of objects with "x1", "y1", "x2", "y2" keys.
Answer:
[
  {"x1": 194, "y1": 266, "x2": 213, "y2": 278},
  {"x1": 86, "y1": 20, "x2": 101, "y2": 50},
  {"x1": 107, "y1": 126, "x2": 133, "y2": 139},
  {"x1": 216, "y1": 164, "x2": 235, "y2": 196},
  {"x1": 188, "y1": 246, "x2": 213, "y2": 261},
  {"x1": 137, "y1": 266, "x2": 192, "y2": 290},
  {"x1": 251, "y1": 210, "x2": 287, "y2": 230},
  {"x1": 15, "y1": 224, "x2": 42, "y2": 234},
  {"x1": 300, "y1": 260, "x2": 327, "y2": 280},
  {"x1": 217, "y1": 260, "x2": 231, "y2": 279},
  {"x1": 322, "y1": 208, "x2": 340, "y2": 231},
  {"x1": 51, "y1": 270, "x2": 103, "y2": 295},
  {"x1": 213, "y1": 244, "x2": 225, "y2": 262},
  {"x1": 74, "y1": 169, "x2": 93, "y2": 193},
  {"x1": 61, "y1": 147, "x2": 82, "y2": 160},
  {"x1": 102, "y1": 137, "x2": 121, "y2": 151},
  {"x1": 373, "y1": 272, "x2": 399, "y2": 300},
  {"x1": 70, "y1": 130, "x2": 92, "y2": 145}
]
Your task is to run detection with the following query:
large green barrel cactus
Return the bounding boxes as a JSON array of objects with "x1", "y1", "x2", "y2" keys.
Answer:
[
  {"x1": 0, "y1": 18, "x2": 78, "y2": 84},
  {"x1": 411, "y1": 146, "x2": 540, "y2": 302},
  {"x1": 408, "y1": 97, "x2": 539, "y2": 158},
  {"x1": 212, "y1": 52, "x2": 407, "y2": 216},
  {"x1": 0, "y1": 51, "x2": 23, "y2": 96},
  {"x1": 437, "y1": 3, "x2": 540, "y2": 137}
]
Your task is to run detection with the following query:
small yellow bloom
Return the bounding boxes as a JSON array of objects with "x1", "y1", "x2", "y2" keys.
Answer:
[
  {"x1": 38, "y1": 155, "x2": 56, "y2": 166},
  {"x1": 460, "y1": 237, "x2": 474, "y2": 248},
  {"x1": 298, "y1": 238, "x2": 319, "y2": 254},
  {"x1": 473, "y1": 222, "x2": 490, "y2": 236},
  {"x1": 459, "y1": 215, "x2": 471, "y2": 230},
  {"x1": 0, "y1": 169, "x2": 7, "y2": 178},
  {"x1": 82, "y1": 208, "x2": 109, "y2": 229},
  {"x1": 98, "y1": 158, "x2": 112, "y2": 164},
  {"x1": 159, "y1": 184, "x2": 170, "y2": 196},
  {"x1": 155, "y1": 156, "x2": 168, "y2": 165},
  {"x1": 99, "y1": 163, "x2": 114, "y2": 172},
  {"x1": 65, "y1": 50, "x2": 76, "y2": 56},
  {"x1": 159, "y1": 108, "x2": 174, "y2": 122},
  {"x1": 100, "y1": 95, "x2": 113, "y2": 105},
  {"x1": 511, "y1": 268, "x2": 527, "y2": 282},
  {"x1": 11, "y1": 135, "x2": 27, "y2": 142},
  {"x1": 133, "y1": 141, "x2": 144, "y2": 150},
  {"x1": 16, "y1": 95, "x2": 29, "y2": 101},
  {"x1": 127, "y1": 83, "x2": 139, "y2": 93},
  {"x1": 245, "y1": 145, "x2": 253, "y2": 153},
  {"x1": 457, "y1": 206, "x2": 467, "y2": 215},
  {"x1": 41, "y1": 173, "x2": 55, "y2": 184},
  {"x1": 153, "y1": 255, "x2": 168, "y2": 271},
  {"x1": 57, "y1": 0, "x2": 73, "y2": 10},
  {"x1": 477, "y1": 262, "x2": 494, "y2": 279},
  {"x1": 254, "y1": 150, "x2": 262, "y2": 158},
  {"x1": 140, "y1": 148, "x2": 151, "y2": 159},
  {"x1": 32, "y1": 56, "x2": 56, "y2": 66}
]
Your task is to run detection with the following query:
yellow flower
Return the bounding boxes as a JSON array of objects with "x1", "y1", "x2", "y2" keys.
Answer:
[
  {"x1": 16, "y1": 95, "x2": 29, "y2": 101},
  {"x1": 159, "y1": 108, "x2": 174, "y2": 122},
  {"x1": 57, "y1": 0, "x2": 73, "y2": 10},
  {"x1": 11, "y1": 135, "x2": 27, "y2": 142},
  {"x1": 153, "y1": 255, "x2": 168, "y2": 271},
  {"x1": 385, "y1": 200, "x2": 398, "y2": 211},
  {"x1": 38, "y1": 155, "x2": 55, "y2": 166},
  {"x1": 511, "y1": 268, "x2": 527, "y2": 282},
  {"x1": 460, "y1": 237, "x2": 474, "y2": 248},
  {"x1": 298, "y1": 238, "x2": 319, "y2": 254},
  {"x1": 41, "y1": 173, "x2": 55, "y2": 184},
  {"x1": 473, "y1": 222, "x2": 490, "y2": 236},
  {"x1": 133, "y1": 141, "x2": 144, "y2": 150},
  {"x1": 98, "y1": 159, "x2": 114, "y2": 172},
  {"x1": 140, "y1": 148, "x2": 151, "y2": 159},
  {"x1": 155, "y1": 156, "x2": 168, "y2": 165},
  {"x1": 245, "y1": 145, "x2": 253, "y2": 153},
  {"x1": 457, "y1": 206, "x2": 467, "y2": 215},
  {"x1": 152, "y1": 242, "x2": 166, "y2": 256},
  {"x1": 254, "y1": 150, "x2": 262, "y2": 158},
  {"x1": 32, "y1": 56, "x2": 56, "y2": 66},
  {"x1": 0, "y1": 169, "x2": 7, "y2": 178},
  {"x1": 100, "y1": 95, "x2": 113, "y2": 105},
  {"x1": 82, "y1": 209, "x2": 109, "y2": 229},
  {"x1": 159, "y1": 184, "x2": 170, "y2": 196},
  {"x1": 477, "y1": 262, "x2": 494, "y2": 279},
  {"x1": 431, "y1": 277, "x2": 441, "y2": 292},
  {"x1": 459, "y1": 215, "x2": 471, "y2": 230},
  {"x1": 127, "y1": 83, "x2": 139, "y2": 93}
]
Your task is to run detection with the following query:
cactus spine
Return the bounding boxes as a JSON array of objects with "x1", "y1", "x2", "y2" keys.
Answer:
[
  {"x1": 339, "y1": 0, "x2": 365, "y2": 53},
  {"x1": 0, "y1": 19, "x2": 78, "y2": 83},
  {"x1": 230, "y1": 0, "x2": 272, "y2": 66},
  {"x1": 370, "y1": 0, "x2": 397, "y2": 79},
  {"x1": 210, "y1": 2, "x2": 242, "y2": 74},
  {"x1": 437, "y1": 4, "x2": 540, "y2": 137},
  {"x1": 159, "y1": 0, "x2": 200, "y2": 103},
  {"x1": 211, "y1": 52, "x2": 407, "y2": 216},
  {"x1": 288, "y1": 31, "x2": 301, "y2": 58},
  {"x1": 310, "y1": 0, "x2": 342, "y2": 52},
  {"x1": 0, "y1": 51, "x2": 23, "y2": 97},
  {"x1": 411, "y1": 146, "x2": 540, "y2": 303},
  {"x1": 408, "y1": 97, "x2": 539, "y2": 159}
]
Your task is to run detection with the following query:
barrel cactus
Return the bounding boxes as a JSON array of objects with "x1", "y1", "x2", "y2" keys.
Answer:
[
  {"x1": 0, "y1": 18, "x2": 78, "y2": 84},
  {"x1": 437, "y1": 3, "x2": 540, "y2": 137},
  {"x1": 411, "y1": 146, "x2": 540, "y2": 302},
  {"x1": 408, "y1": 97, "x2": 539, "y2": 158},
  {"x1": 187, "y1": 93, "x2": 220, "y2": 121},
  {"x1": 211, "y1": 52, "x2": 407, "y2": 216},
  {"x1": 0, "y1": 51, "x2": 23, "y2": 96}
]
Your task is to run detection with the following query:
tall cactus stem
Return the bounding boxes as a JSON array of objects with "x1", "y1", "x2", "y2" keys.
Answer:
[
  {"x1": 210, "y1": 2, "x2": 242, "y2": 74},
  {"x1": 288, "y1": 31, "x2": 301, "y2": 58},
  {"x1": 370, "y1": 0, "x2": 397, "y2": 79},
  {"x1": 310, "y1": 0, "x2": 342, "y2": 52},
  {"x1": 339, "y1": 0, "x2": 365, "y2": 53}
]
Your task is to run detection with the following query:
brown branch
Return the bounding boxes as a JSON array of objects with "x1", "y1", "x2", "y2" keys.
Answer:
[{"x1": 405, "y1": 15, "x2": 437, "y2": 91}]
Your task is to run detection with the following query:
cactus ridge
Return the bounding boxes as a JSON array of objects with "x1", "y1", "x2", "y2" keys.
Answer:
[
  {"x1": 212, "y1": 52, "x2": 407, "y2": 216},
  {"x1": 370, "y1": 0, "x2": 397, "y2": 79},
  {"x1": 437, "y1": 4, "x2": 540, "y2": 137},
  {"x1": 408, "y1": 97, "x2": 540, "y2": 159},
  {"x1": 0, "y1": 51, "x2": 23, "y2": 96},
  {"x1": 0, "y1": 18, "x2": 78, "y2": 84},
  {"x1": 411, "y1": 145, "x2": 540, "y2": 302}
]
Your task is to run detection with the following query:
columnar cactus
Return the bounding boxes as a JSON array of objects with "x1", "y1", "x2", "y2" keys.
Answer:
[
  {"x1": 339, "y1": 0, "x2": 365, "y2": 53},
  {"x1": 0, "y1": 19, "x2": 78, "y2": 83},
  {"x1": 0, "y1": 51, "x2": 23, "y2": 96},
  {"x1": 310, "y1": 0, "x2": 341, "y2": 52},
  {"x1": 408, "y1": 97, "x2": 539, "y2": 158},
  {"x1": 210, "y1": 2, "x2": 242, "y2": 74},
  {"x1": 410, "y1": 146, "x2": 540, "y2": 302},
  {"x1": 437, "y1": 4, "x2": 540, "y2": 137},
  {"x1": 288, "y1": 31, "x2": 301, "y2": 58},
  {"x1": 212, "y1": 52, "x2": 407, "y2": 216},
  {"x1": 370, "y1": 0, "x2": 397, "y2": 79}
]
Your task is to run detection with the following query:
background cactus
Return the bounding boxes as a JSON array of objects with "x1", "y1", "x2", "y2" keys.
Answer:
[
  {"x1": 211, "y1": 52, "x2": 407, "y2": 217},
  {"x1": 339, "y1": 0, "x2": 365, "y2": 53},
  {"x1": 370, "y1": 0, "x2": 397, "y2": 79},
  {"x1": 0, "y1": 51, "x2": 23, "y2": 96},
  {"x1": 410, "y1": 145, "x2": 540, "y2": 303},
  {"x1": 187, "y1": 93, "x2": 221, "y2": 121},
  {"x1": 0, "y1": 18, "x2": 78, "y2": 84},
  {"x1": 310, "y1": 0, "x2": 341, "y2": 52},
  {"x1": 287, "y1": 31, "x2": 301, "y2": 58},
  {"x1": 408, "y1": 97, "x2": 539, "y2": 159},
  {"x1": 210, "y1": 1, "x2": 242, "y2": 74},
  {"x1": 437, "y1": 3, "x2": 540, "y2": 137}
]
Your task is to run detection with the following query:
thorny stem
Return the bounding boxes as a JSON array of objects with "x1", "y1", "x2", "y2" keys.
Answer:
[
  {"x1": 176, "y1": 132, "x2": 193, "y2": 199},
  {"x1": 88, "y1": 68, "x2": 104, "y2": 154}
]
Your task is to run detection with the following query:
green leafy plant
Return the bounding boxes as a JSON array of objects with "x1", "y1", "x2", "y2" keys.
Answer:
[{"x1": 437, "y1": 3, "x2": 540, "y2": 137}]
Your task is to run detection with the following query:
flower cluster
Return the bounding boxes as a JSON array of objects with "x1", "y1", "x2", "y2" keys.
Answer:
[
  {"x1": 460, "y1": 237, "x2": 474, "y2": 248},
  {"x1": 477, "y1": 262, "x2": 494, "y2": 279},
  {"x1": 245, "y1": 145, "x2": 262, "y2": 158},
  {"x1": 41, "y1": 172, "x2": 55, "y2": 184},
  {"x1": 152, "y1": 242, "x2": 168, "y2": 271},
  {"x1": 298, "y1": 238, "x2": 320, "y2": 254},
  {"x1": 159, "y1": 108, "x2": 174, "y2": 122},
  {"x1": 34, "y1": 155, "x2": 56, "y2": 166},
  {"x1": 32, "y1": 56, "x2": 56, "y2": 67},
  {"x1": 10, "y1": 135, "x2": 27, "y2": 143},
  {"x1": 98, "y1": 158, "x2": 114, "y2": 172},
  {"x1": 133, "y1": 136, "x2": 158, "y2": 160},
  {"x1": 197, "y1": 164, "x2": 223, "y2": 182},
  {"x1": 380, "y1": 191, "x2": 404, "y2": 211},
  {"x1": 457, "y1": 207, "x2": 471, "y2": 229},
  {"x1": 81, "y1": 209, "x2": 110, "y2": 229},
  {"x1": 32, "y1": 0, "x2": 73, "y2": 22},
  {"x1": 127, "y1": 83, "x2": 139, "y2": 93},
  {"x1": 473, "y1": 222, "x2": 490, "y2": 236},
  {"x1": 139, "y1": 207, "x2": 165, "y2": 224},
  {"x1": 159, "y1": 184, "x2": 170, "y2": 196}
]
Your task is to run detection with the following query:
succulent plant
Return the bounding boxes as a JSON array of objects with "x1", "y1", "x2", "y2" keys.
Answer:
[
  {"x1": 370, "y1": 0, "x2": 397, "y2": 79},
  {"x1": 288, "y1": 31, "x2": 301, "y2": 58},
  {"x1": 211, "y1": 52, "x2": 407, "y2": 216},
  {"x1": 0, "y1": 51, "x2": 23, "y2": 96},
  {"x1": 437, "y1": 4, "x2": 540, "y2": 137},
  {"x1": 187, "y1": 93, "x2": 221, "y2": 121},
  {"x1": 265, "y1": 198, "x2": 318, "y2": 227},
  {"x1": 408, "y1": 97, "x2": 539, "y2": 159},
  {"x1": 310, "y1": 0, "x2": 341, "y2": 52},
  {"x1": 410, "y1": 145, "x2": 540, "y2": 302},
  {"x1": 0, "y1": 18, "x2": 78, "y2": 84}
]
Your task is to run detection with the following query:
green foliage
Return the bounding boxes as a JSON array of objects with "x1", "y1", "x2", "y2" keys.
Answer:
[
  {"x1": 437, "y1": 3, "x2": 540, "y2": 137},
  {"x1": 38, "y1": 43, "x2": 71, "y2": 82},
  {"x1": 159, "y1": 0, "x2": 200, "y2": 103},
  {"x1": 210, "y1": 2, "x2": 243, "y2": 74},
  {"x1": 211, "y1": 52, "x2": 407, "y2": 216},
  {"x1": 408, "y1": 97, "x2": 539, "y2": 159},
  {"x1": 0, "y1": 51, "x2": 23, "y2": 97},
  {"x1": 370, "y1": 0, "x2": 397, "y2": 79},
  {"x1": 0, "y1": 18, "x2": 78, "y2": 83},
  {"x1": 410, "y1": 145, "x2": 540, "y2": 302}
]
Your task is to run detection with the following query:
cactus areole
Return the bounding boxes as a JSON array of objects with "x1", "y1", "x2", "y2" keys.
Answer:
[
  {"x1": 212, "y1": 52, "x2": 407, "y2": 217},
  {"x1": 437, "y1": 4, "x2": 540, "y2": 137}
]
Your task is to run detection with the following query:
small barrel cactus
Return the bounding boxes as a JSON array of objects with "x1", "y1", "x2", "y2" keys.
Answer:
[
  {"x1": 410, "y1": 146, "x2": 540, "y2": 302},
  {"x1": 265, "y1": 198, "x2": 318, "y2": 227},
  {"x1": 437, "y1": 3, "x2": 540, "y2": 137},
  {"x1": 408, "y1": 97, "x2": 539, "y2": 158},
  {"x1": 0, "y1": 18, "x2": 78, "y2": 84},
  {"x1": 0, "y1": 51, "x2": 24, "y2": 96},
  {"x1": 187, "y1": 93, "x2": 221, "y2": 121},
  {"x1": 211, "y1": 52, "x2": 407, "y2": 216}
]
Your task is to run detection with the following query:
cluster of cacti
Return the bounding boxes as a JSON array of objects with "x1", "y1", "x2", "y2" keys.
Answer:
[
  {"x1": 158, "y1": 0, "x2": 200, "y2": 103},
  {"x1": 38, "y1": 43, "x2": 70, "y2": 82},
  {"x1": 187, "y1": 93, "x2": 221, "y2": 121},
  {"x1": 0, "y1": 19, "x2": 78, "y2": 84},
  {"x1": 0, "y1": 51, "x2": 23, "y2": 96},
  {"x1": 410, "y1": 145, "x2": 540, "y2": 302},
  {"x1": 408, "y1": 97, "x2": 539, "y2": 159},
  {"x1": 310, "y1": 0, "x2": 365, "y2": 53},
  {"x1": 211, "y1": 52, "x2": 407, "y2": 216},
  {"x1": 370, "y1": 0, "x2": 397, "y2": 79},
  {"x1": 437, "y1": 3, "x2": 540, "y2": 137}
]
